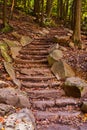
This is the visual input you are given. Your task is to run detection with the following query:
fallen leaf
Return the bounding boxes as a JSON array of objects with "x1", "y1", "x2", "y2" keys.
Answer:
[
  {"x1": 0, "y1": 117, "x2": 4, "y2": 123},
  {"x1": 1, "y1": 127, "x2": 5, "y2": 130}
]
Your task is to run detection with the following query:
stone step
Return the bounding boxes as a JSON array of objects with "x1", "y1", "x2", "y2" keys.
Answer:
[
  {"x1": 19, "y1": 50, "x2": 48, "y2": 55},
  {"x1": 22, "y1": 80, "x2": 60, "y2": 88},
  {"x1": 17, "y1": 75, "x2": 55, "y2": 82},
  {"x1": 31, "y1": 42, "x2": 50, "y2": 45},
  {"x1": 34, "y1": 38, "x2": 47, "y2": 41},
  {"x1": 17, "y1": 55, "x2": 47, "y2": 60},
  {"x1": 55, "y1": 98, "x2": 81, "y2": 107},
  {"x1": 26, "y1": 44, "x2": 50, "y2": 48},
  {"x1": 32, "y1": 98, "x2": 81, "y2": 110},
  {"x1": 26, "y1": 89, "x2": 65, "y2": 99},
  {"x1": 32, "y1": 100, "x2": 55, "y2": 110},
  {"x1": 15, "y1": 58, "x2": 48, "y2": 64},
  {"x1": 33, "y1": 110, "x2": 81, "y2": 122},
  {"x1": 14, "y1": 63, "x2": 49, "y2": 68},
  {"x1": 22, "y1": 47, "x2": 48, "y2": 51},
  {"x1": 20, "y1": 68, "x2": 51, "y2": 75},
  {"x1": 13, "y1": 29, "x2": 85, "y2": 130},
  {"x1": 38, "y1": 124, "x2": 78, "y2": 130}
]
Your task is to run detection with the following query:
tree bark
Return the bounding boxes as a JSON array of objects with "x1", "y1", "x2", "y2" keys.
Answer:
[
  {"x1": 71, "y1": 0, "x2": 76, "y2": 29},
  {"x1": 10, "y1": 0, "x2": 15, "y2": 19},
  {"x1": 3, "y1": 0, "x2": 7, "y2": 26},
  {"x1": 64, "y1": 0, "x2": 69, "y2": 23},
  {"x1": 46, "y1": 0, "x2": 54, "y2": 18},
  {"x1": 72, "y1": 0, "x2": 82, "y2": 45},
  {"x1": 40, "y1": 0, "x2": 44, "y2": 26}
]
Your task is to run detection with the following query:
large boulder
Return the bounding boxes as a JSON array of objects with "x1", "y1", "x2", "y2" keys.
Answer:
[
  {"x1": 54, "y1": 35, "x2": 70, "y2": 46},
  {"x1": 20, "y1": 36, "x2": 33, "y2": 46},
  {"x1": 51, "y1": 60, "x2": 75, "y2": 80},
  {"x1": 3, "y1": 38, "x2": 21, "y2": 59},
  {"x1": 48, "y1": 44, "x2": 59, "y2": 53},
  {"x1": 3, "y1": 108, "x2": 36, "y2": 130},
  {"x1": 1, "y1": 48, "x2": 12, "y2": 62},
  {"x1": 63, "y1": 77, "x2": 87, "y2": 98},
  {"x1": 81, "y1": 101, "x2": 87, "y2": 113},
  {"x1": 0, "y1": 103, "x2": 15, "y2": 116},
  {"x1": 0, "y1": 87, "x2": 31, "y2": 108},
  {"x1": 0, "y1": 41, "x2": 12, "y2": 62},
  {"x1": 4, "y1": 62, "x2": 21, "y2": 88},
  {"x1": 47, "y1": 50, "x2": 63, "y2": 66},
  {"x1": 3, "y1": 38, "x2": 20, "y2": 47},
  {"x1": 10, "y1": 46, "x2": 21, "y2": 59}
]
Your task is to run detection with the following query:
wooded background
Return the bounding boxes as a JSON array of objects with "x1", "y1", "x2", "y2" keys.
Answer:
[{"x1": 0, "y1": 0, "x2": 87, "y2": 45}]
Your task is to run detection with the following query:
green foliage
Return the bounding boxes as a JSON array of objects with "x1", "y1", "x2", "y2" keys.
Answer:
[
  {"x1": 0, "y1": 0, "x2": 87, "y2": 30},
  {"x1": 44, "y1": 18, "x2": 57, "y2": 27}
]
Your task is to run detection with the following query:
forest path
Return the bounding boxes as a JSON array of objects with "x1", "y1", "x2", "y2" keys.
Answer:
[{"x1": 14, "y1": 28, "x2": 85, "y2": 130}]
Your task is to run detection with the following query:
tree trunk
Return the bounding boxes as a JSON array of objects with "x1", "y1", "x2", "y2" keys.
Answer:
[
  {"x1": 34, "y1": 0, "x2": 40, "y2": 15},
  {"x1": 46, "y1": 0, "x2": 54, "y2": 18},
  {"x1": 40, "y1": 0, "x2": 44, "y2": 26},
  {"x1": 10, "y1": 0, "x2": 15, "y2": 19},
  {"x1": 64, "y1": 0, "x2": 69, "y2": 23},
  {"x1": 71, "y1": 0, "x2": 76, "y2": 29},
  {"x1": 72, "y1": 0, "x2": 82, "y2": 45},
  {"x1": 57, "y1": 0, "x2": 63, "y2": 20},
  {"x1": 3, "y1": 0, "x2": 7, "y2": 26}
]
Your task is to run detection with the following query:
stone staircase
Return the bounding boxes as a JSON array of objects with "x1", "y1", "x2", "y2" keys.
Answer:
[{"x1": 14, "y1": 33, "x2": 83, "y2": 130}]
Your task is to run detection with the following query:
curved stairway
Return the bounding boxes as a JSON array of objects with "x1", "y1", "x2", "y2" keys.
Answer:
[{"x1": 14, "y1": 32, "x2": 83, "y2": 130}]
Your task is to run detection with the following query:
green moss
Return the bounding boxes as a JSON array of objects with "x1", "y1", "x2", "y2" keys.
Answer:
[{"x1": 1, "y1": 23, "x2": 13, "y2": 33}]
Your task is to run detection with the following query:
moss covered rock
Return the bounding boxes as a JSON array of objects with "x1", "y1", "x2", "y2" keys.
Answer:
[
  {"x1": 47, "y1": 50, "x2": 63, "y2": 66},
  {"x1": 0, "y1": 41, "x2": 12, "y2": 62},
  {"x1": 63, "y1": 77, "x2": 87, "y2": 98},
  {"x1": 20, "y1": 36, "x2": 33, "y2": 46}
]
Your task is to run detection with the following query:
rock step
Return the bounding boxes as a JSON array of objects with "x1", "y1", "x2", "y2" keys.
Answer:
[
  {"x1": 22, "y1": 80, "x2": 60, "y2": 88},
  {"x1": 17, "y1": 75, "x2": 55, "y2": 81},
  {"x1": 26, "y1": 89, "x2": 65, "y2": 99},
  {"x1": 17, "y1": 55, "x2": 47, "y2": 60},
  {"x1": 32, "y1": 98, "x2": 81, "y2": 110},
  {"x1": 20, "y1": 68, "x2": 51, "y2": 74},
  {"x1": 33, "y1": 110, "x2": 81, "y2": 121},
  {"x1": 17, "y1": 73, "x2": 55, "y2": 79},
  {"x1": 31, "y1": 42, "x2": 51, "y2": 45},
  {"x1": 38, "y1": 124, "x2": 78, "y2": 130},
  {"x1": 14, "y1": 63, "x2": 49, "y2": 68},
  {"x1": 16, "y1": 68, "x2": 54, "y2": 77},
  {"x1": 34, "y1": 38, "x2": 47, "y2": 41},
  {"x1": 15, "y1": 58, "x2": 48, "y2": 64},
  {"x1": 26, "y1": 44, "x2": 50, "y2": 48},
  {"x1": 19, "y1": 50, "x2": 48, "y2": 55},
  {"x1": 22, "y1": 47, "x2": 48, "y2": 51}
]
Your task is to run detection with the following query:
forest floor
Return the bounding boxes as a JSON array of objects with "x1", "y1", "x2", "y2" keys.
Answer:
[{"x1": 0, "y1": 10, "x2": 87, "y2": 130}]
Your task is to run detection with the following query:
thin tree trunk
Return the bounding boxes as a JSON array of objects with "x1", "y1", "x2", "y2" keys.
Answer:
[
  {"x1": 46, "y1": 0, "x2": 54, "y2": 18},
  {"x1": 57, "y1": 0, "x2": 63, "y2": 20},
  {"x1": 10, "y1": 0, "x2": 15, "y2": 19},
  {"x1": 3, "y1": 0, "x2": 7, "y2": 26},
  {"x1": 71, "y1": 0, "x2": 76, "y2": 29},
  {"x1": 40, "y1": 0, "x2": 44, "y2": 26},
  {"x1": 64, "y1": 0, "x2": 69, "y2": 22},
  {"x1": 72, "y1": 0, "x2": 82, "y2": 45}
]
